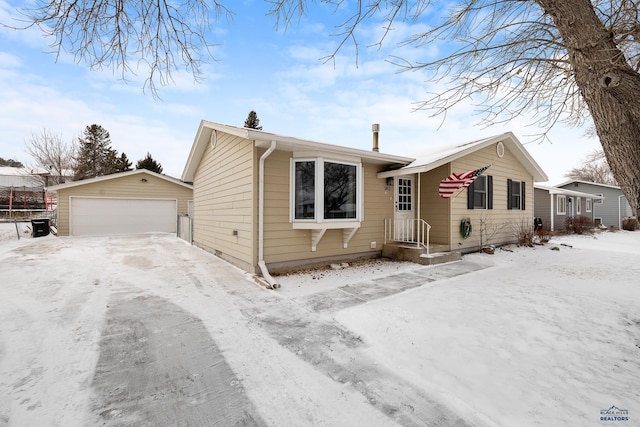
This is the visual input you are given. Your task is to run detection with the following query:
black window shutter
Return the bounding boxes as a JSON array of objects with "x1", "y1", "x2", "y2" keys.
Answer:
[
  {"x1": 522, "y1": 181, "x2": 526, "y2": 210},
  {"x1": 487, "y1": 176, "x2": 493, "y2": 209},
  {"x1": 507, "y1": 178, "x2": 513, "y2": 209},
  {"x1": 467, "y1": 181, "x2": 475, "y2": 209}
]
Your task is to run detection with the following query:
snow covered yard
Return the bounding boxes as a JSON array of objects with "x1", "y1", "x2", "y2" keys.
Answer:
[
  {"x1": 0, "y1": 224, "x2": 639, "y2": 426},
  {"x1": 283, "y1": 231, "x2": 640, "y2": 426}
]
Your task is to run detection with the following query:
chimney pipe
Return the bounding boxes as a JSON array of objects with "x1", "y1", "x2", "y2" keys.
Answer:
[{"x1": 372, "y1": 123, "x2": 380, "y2": 152}]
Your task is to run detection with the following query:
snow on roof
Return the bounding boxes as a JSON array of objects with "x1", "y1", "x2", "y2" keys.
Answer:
[
  {"x1": 378, "y1": 132, "x2": 548, "y2": 182},
  {"x1": 534, "y1": 184, "x2": 604, "y2": 199},
  {"x1": 0, "y1": 167, "x2": 31, "y2": 176}
]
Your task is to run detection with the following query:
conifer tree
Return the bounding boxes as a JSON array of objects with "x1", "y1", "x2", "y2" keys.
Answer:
[
  {"x1": 244, "y1": 111, "x2": 263, "y2": 130},
  {"x1": 0, "y1": 157, "x2": 24, "y2": 167},
  {"x1": 116, "y1": 152, "x2": 133, "y2": 172},
  {"x1": 73, "y1": 124, "x2": 119, "y2": 180},
  {"x1": 136, "y1": 152, "x2": 163, "y2": 174}
]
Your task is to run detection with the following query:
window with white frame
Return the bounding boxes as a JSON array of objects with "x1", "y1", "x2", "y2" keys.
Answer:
[
  {"x1": 473, "y1": 175, "x2": 488, "y2": 209},
  {"x1": 557, "y1": 195, "x2": 566, "y2": 215},
  {"x1": 586, "y1": 198, "x2": 592, "y2": 212},
  {"x1": 576, "y1": 197, "x2": 581, "y2": 215},
  {"x1": 292, "y1": 158, "x2": 361, "y2": 222},
  {"x1": 467, "y1": 175, "x2": 493, "y2": 210},
  {"x1": 507, "y1": 179, "x2": 525, "y2": 210}
]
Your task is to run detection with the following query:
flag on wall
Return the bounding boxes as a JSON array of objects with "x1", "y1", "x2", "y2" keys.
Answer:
[{"x1": 438, "y1": 163, "x2": 493, "y2": 198}]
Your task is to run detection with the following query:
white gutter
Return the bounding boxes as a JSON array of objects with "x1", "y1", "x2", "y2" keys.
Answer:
[
  {"x1": 258, "y1": 141, "x2": 280, "y2": 289},
  {"x1": 550, "y1": 193, "x2": 554, "y2": 231},
  {"x1": 618, "y1": 194, "x2": 625, "y2": 229}
]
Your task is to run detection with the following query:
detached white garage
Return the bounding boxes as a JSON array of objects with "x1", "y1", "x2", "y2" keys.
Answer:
[
  {"x1": 49, "y1": 170, "x2": 193, "y2": 237},
  {"x1": 70, "y1": 197, "x2": 178, "y2": 236}
]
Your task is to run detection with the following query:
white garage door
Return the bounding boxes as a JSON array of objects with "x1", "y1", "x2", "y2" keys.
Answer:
[{"x1": 70, "y1": 197, "x2": 177, "y2": 236}]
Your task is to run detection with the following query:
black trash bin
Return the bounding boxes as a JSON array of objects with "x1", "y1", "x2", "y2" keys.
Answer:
[
  {"x1": 31, "y1": 219, "x2": 50, "y2": 238},
  {"x1": 534, "y1": 217, "x2": 543, "y2": 231}
]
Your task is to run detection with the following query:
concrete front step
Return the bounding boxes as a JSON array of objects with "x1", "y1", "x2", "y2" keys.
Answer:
[{"x1": 381, "y1": 243, "x2": 462, "y2": 266}]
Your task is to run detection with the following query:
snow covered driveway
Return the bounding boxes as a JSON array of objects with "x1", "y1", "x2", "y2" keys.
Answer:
[
  {"x1": 1, "y1": 229, "x2": 639, "y2": 426},
  {"x1": 0, "y1": 232, "x2": 468, "y2": 426}
]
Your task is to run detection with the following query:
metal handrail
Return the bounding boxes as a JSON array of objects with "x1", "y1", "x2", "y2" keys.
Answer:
[{"x1": 385, "y1": 218, "x2": 431, "y2": 254}]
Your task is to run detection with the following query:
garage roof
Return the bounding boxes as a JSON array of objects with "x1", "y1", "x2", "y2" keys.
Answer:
[{"x1": 47, "y1": 169, "x2": 193, "y2": 191}]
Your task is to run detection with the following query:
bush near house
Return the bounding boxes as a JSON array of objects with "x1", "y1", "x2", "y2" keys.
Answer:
[
  {"x1": 565, "y1": 216, "x2": 594, "y2": 235},
  {"x1": 535, "y1": 225, "x2": 552, "y2": 244},
  {"x1": 622, "y1": 218, "x2": 639, "y2": 231},
  {"x1": 513, "y1": 218, "x2": 536, "y2": 247}
]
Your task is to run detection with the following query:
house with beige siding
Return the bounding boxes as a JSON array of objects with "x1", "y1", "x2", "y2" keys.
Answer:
[
  {"x1": 181, "y1": 121, "x2": 413, "y2": 286},
  {"x1": 49, "y1": 169, "x2": 193, "y2": 236},
  {"x1": 182, "y1": 121, "x2": 548, "y2": 286},
  {"x1": 378, "y1": 133, "x2": 547, "y2": 254}
]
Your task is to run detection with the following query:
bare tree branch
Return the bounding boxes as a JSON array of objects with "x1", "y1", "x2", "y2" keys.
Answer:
[
  {"x1": 12, "y1": 0, "x2": 233, "y2": 96},
  {"x1": 24, "y1": 129, "x2": 77, "y2": 185}
]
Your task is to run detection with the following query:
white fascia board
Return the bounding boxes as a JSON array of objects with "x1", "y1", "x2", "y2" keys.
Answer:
[
  {"x1": 378, "y1": 132, "x2": 548, "y2": 181},
  {"x1": 49, "y1": 169, "x2": 191, "y2": 192}
]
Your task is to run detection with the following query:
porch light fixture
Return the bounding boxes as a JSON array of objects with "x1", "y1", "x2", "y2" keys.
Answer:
[{"x1": 386, "y1": 177, "x2": 394, "y2": 186}]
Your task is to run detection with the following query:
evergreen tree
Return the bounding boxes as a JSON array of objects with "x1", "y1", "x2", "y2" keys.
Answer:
[
  {"x1": 136, "y1": 152, "x2": 163, "y2": 174},
  {"x1": 115, "y1": 152, "x2": 133, "y2": 172},
  {"x1": 73, "y1": 124, "x2": 119, "y2": 180},
  {"x1": 0, "y1": 157, "x2": 24, "y2": 167},
  {"x1": 244, "y1": 111, "x2": 263, "y2": 130}
]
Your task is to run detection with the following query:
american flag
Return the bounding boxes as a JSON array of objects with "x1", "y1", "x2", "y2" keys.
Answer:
[{"x1": 438, "y1": 163, "x2": 493, "y2": 198}]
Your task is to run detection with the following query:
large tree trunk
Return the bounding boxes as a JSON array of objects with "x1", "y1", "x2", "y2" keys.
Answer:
[{"x1": 537, "y1": 0, "x2": 640, "y2": 218}]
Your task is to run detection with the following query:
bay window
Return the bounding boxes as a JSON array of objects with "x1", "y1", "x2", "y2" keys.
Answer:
[{"x1": 292, "y1": 158, "x2": 361, "y2": 223}]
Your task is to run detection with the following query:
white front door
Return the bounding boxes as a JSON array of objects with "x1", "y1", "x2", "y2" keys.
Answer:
[
  {"x1": 568, "y1": 197, "x2": 574, "y2": 217},
  {"x1": 394, "y1": 176, "x2": 415, "y2": 241}
]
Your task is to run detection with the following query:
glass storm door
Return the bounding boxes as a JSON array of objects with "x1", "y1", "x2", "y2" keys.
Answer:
[{"x1": 394, "y1": 176, "x2": 415, "y2": 241}]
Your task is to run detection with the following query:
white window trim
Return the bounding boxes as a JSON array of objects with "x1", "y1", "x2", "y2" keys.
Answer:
[
  {"x1": 576, "y1": 197, "x2": 581, "y2": 215},
  {"x1": 557, "y1": 195, "x2": 566, "y2": 215},
  {"x1": 510, "y1": 179, "x2": 523, "y2": 210},
  {"x1": 473, "y1": 175, "x2": 488, "y2": 209},
  {"x1": 290, "y1": 157, "x2": 363, "y2": 227},
  {"x1": 586, "y1": 198, "x2": 592, "y2": 212}
]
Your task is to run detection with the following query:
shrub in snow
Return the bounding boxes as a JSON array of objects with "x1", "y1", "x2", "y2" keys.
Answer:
[
  {"x1": 535, "y1": 225, "x2": 552, "y2": 244},
  {"x1": 512, "y1": 217, "x2": 536, "y2": 247},
  {"x1": 565, "y1": 215, "x2": 594, "y2": 235},
  {"x1": 622, "y1": 217, "x2": 639, "y2": 231}
]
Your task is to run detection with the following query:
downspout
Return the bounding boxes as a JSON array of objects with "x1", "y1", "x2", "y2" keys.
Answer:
[
  {"x1": 258, "y1": 141, "x2": 280, "y2": 289},
  {"x1": 550, "y1": 193, "x2": 554, "y2": 231},
  {"x1": 618, "y1": 194, "x2": 625, "y2": 229}
]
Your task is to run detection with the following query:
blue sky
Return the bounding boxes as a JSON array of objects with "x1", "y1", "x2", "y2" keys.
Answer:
[{"x1": 0, "y1": 0, "x2": 600, "y2": 183}]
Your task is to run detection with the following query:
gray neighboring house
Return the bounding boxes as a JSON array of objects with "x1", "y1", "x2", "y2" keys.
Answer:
[
  {"x1": 534, "y1": 185, "x2": 603, "y2": 231},
  {"x1": 556, "y1": 180, "x2": 633, "y2": 228}
]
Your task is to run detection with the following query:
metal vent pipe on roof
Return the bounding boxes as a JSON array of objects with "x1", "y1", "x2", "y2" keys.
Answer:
[{"x1": 372, "y1": 123, "x2": 380, "y2": 152}]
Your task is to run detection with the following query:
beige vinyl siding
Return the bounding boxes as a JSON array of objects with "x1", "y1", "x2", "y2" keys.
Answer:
[
  {"x1": 451, "y1": 142, "x2": 534, "y2": 251},
  {"x1": 418, "y1": 164, "x2": 451, "y2": 246},
  {"x1": 55, "y1": 174, "x2": 192, "y2": 236},
  {"x1": 261, "y1": 150, "x2": 391, "y2": 268},
  {"x1": 193, "y1": 133, "x2": 255, "y2": 270}
]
